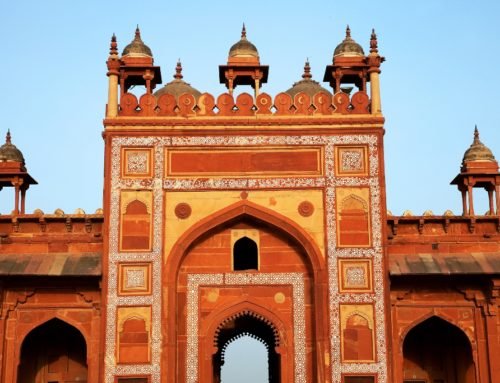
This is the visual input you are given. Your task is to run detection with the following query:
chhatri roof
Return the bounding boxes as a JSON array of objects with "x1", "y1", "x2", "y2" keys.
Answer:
[
  {"x1": 122, "y1": 26, "x2": 153, "y2": 57},
  {"x1": 333, "y1": 25, "x2": 365, "y2": 57},
  {"x1": 228, "y1": 24, "x2": 259, "y2": 58},
  {"x1": 0, "y1": 130, "x2": 25, "y2": 165},
  {"x1": 462, "y1": 126, "x2": 496, "y2": 163}
]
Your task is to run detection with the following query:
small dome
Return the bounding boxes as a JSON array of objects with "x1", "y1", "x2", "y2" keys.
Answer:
[
  {"x1": 229, "y1": 24, "x2": 259, "y2": 58},
  {"x1": 0, "y1": 131, "x2": 25, "y2": 164},
  {"x1": 122, "y1": 26, "x2": 153, "y2": 57},
  {"x1": 154, "y1": 61, "x2": 202, "y2": 100},
  {"x1": 334, "y1": 26, "x2": 365, "y2": 57},
  {"x1": 285, "y1": 60, "x2": 332, "y2": 98},
  {"x1": 462, "y1": 126, "x2": 496, "y2": 163}
]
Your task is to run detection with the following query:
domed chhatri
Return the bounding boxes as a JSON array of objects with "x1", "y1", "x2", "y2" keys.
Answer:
[
  {"x1": 286, "y1": 60, "x2": 332, "y2": 98},
  {"x1": 154, "y1": 60, "x2": 202, "y2": 100},
  {"x1": 122, "y1": 26, "x2": 153, "y2": 57},
  {"x1": 0, "y1": 130, "x2": 25, "y2": 165},
  {"x1": 228, "y1": 24, "x2": 259, "y2": 59},
  {"x1": 462, "y1": 126, "x2": 496, "y2": 163},
  {"x1": 334, "y1": 25, "x2": 365, "y2": 57}
]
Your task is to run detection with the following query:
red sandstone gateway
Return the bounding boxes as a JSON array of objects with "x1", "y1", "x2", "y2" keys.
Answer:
[{"x1": 0, "y1": 25, "x2": 498, "y2": 383}]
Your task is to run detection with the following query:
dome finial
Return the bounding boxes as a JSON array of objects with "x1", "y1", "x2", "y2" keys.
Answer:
[
  {"x1": 346, "y1": 25, "x2": 351, "y2": 38},
  {"x1": 174, "y1": 59, "x2": 183, "y2": 80},
  {"x1": 302, "y1": 59, "x2": 312, "y2": 80},
  {"x1": 6, "y1": 129, "x2": 11, "y2": 144},
  {"x1": 135, "y1": 25, "x2": 141, "y2": 38},
  {"x1": 474, "y1": 125, "x2": 480, "y2": 143},
  {"x1": 241, "y1": 23, "x2": 247, "y2": 39},
  {"x1": 370, "y1": 28, "x2": 378, "y2": 54}
]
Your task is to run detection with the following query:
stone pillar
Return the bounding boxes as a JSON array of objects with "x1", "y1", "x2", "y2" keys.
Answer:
[{"x1": 369, "y1": 70, "x2": 381, "y2": 114}]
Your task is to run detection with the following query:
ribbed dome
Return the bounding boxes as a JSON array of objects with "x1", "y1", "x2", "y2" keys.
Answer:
[
  {"x1": 334, "y1": 26, "x2": 365, "y2": 57},
  {"x1": 286, "y1": 60, "x2": 332, "y2": 98},
  {"x1": 154, "y1": 61, "x2": 202, "y2": 100},
  {"x1": 229, "y1": 24, "x2": 259, "y2": 58},
  {"x1": 122, "y1": 26, "x2": 153, "y2": 57},
  {"x1": 0, "y1": 131, "x2": 25, "y2": 164},
  {"x1": 462, "y1": 126, "x2": 496, "y2": 163}
]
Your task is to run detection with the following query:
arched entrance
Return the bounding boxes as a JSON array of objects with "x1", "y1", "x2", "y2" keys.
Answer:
[
  {"x1": 17, "y1": 318, "x2": 88, "y2": 383},
  {"x1": 213, "y1": 311, "x2": 280, "y2": 383},
  {"x1": 403, "y1": 316, "x2": 476, "y2": 383}
]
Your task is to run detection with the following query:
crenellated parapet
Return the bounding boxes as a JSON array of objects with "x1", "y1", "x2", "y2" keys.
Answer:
[{"x1": 117, "y1": 90, "x2": 371, "y2": 117}]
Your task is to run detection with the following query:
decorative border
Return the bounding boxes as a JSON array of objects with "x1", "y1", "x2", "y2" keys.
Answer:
[
  {"x1": 106, "y1": 134, "x2": 386, "y2": 383},
  {"x1": 186, "y1": 273, "x2": 306, "y2": 383}
]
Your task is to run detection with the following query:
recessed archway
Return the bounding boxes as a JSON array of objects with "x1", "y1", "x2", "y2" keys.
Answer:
[
  {"x1": 402, "y1": 316, "x2": 476, "y2": 383},
  {"x1": 17, "y1": 318, "x2": 88, "y2": 383},
  {"x1": 213, "y1": 310, "x2": 280, "y2": 383}
]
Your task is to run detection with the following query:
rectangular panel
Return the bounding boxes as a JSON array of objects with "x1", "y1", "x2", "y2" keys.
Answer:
[
  {"x1": 335, "y1": 145, "x2": 368, "y2": 176},
  {"x1": 116, "y1": 306, "x2": 152, "y2": 364},
  {"x1": 344, "y1": 376, "x2": 376, "y2": 383},
  {"x1": 340, "y1": 304, "x2": 376, "y2": 363},
  {"x1": 166, "y1": 147, "x2": 323, "y2": 177},
  {"x1": 336, "y1": 187, "x2": 371, "y2": 248},
  {"x1": 119, "y1": 190, "x2": 153, "y2": 252}
]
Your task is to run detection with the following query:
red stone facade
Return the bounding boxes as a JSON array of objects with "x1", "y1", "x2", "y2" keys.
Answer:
[{"x1": 0, "y1": 25, "x2": 498, "y2": 383}]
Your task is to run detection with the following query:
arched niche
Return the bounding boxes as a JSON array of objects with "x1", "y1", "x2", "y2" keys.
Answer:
[
  {"x1": 402, "y1": 316, "x2": 476, "y2": 383},
  {"x1": 17, "y1": 318, "x2": 88, "y2": 383}
]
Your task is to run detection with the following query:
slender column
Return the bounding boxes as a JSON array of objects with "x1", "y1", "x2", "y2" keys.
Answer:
[
  {"x1": 254, "y1": 78, "x2": 260, "y2": 98},
  {"x1": 468, "y1": 185, "x2": 475, "y2": 215},
  {"x1": 13, "y1": 181, "x2": 20, "y2": 215},
  {"x1": 496, "y1": 184, "x2": 500, "y2": 215},
  {"x1": 461, "y1": 189, "x2": 468, "y2": 216},
  {"x1": 20, "y1": 186, "x2": 26, "y2": 214},
  {"x1": 488, "y1": 188, "x2": 495, "y2": 215},
  {"x1": 369, "y1": 71, "x2": 381, "y2": 114},
  {"x1": 107, "y1": 73, "x2": 119, "y2": 117}
]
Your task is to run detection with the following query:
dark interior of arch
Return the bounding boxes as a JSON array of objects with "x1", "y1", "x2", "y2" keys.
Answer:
[
  {"x1": 213, "y1": 313, "x2": 280, "y2": 383},
  {"x1": 18, "y1": 318, "x2": 87, "y2": 383},
  {"x1": 233, "y1": 236, "x2": 258, "y2": 271},
  {"x1": 403, "y1": 316, "x2": 475, "y2": 383}
]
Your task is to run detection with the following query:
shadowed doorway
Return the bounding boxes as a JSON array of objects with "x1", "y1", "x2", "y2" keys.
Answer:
[
  {"x1": 18, "y1": 318, "x2": 88, "y2": 383},
  {"x1": 403, "y1": 316, "x2": 475, "y2": 383}
]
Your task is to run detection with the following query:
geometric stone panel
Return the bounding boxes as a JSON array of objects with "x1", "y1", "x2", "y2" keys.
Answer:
[
  {"x1": 335, "y1": 145, "x2": 368, "y2": 176},
  {"x1": 338, "y1": 259, "x2": 373, "y2": 293},
  {"x1": 118, "y1": 263, "x2": 152, "y2": 296},
  {"x1": 122, "y1": 148, "x2": 153, "y2": 178}
]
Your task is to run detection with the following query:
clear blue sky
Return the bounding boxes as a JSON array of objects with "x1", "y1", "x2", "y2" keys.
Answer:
[{"x1": 2, "y1": 0, "x2": 499, "y2": 217}]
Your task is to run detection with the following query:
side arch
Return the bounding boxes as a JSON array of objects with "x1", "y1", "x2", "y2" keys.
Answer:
[
  {"x1": 16, "y1": 314, "x2": 90, "y2": 359},
  {"x1": 400, "y1": 311, "x2": 476, "y2": 351}
]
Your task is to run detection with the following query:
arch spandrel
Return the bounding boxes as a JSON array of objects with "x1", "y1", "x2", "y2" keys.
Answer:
[
  {"x1": 163, "y1": 189, "x2": 326, "y2": 263},
  {"x1": 165, "y1": 198, "x2": 326, "y2": 284}
]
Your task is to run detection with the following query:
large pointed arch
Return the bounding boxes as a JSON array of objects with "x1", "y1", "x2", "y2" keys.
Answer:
[
  {"x1": 165, "y1": 199, "x2": 325, "y2": 283},
  {"x1": 162, "y1": 199, "x2": 329, "y2": 383}
]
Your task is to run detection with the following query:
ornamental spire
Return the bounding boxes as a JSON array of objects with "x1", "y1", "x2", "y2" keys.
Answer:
[
  {"x1": 302, "y1": 59, "x2": 312, "y2": 80},
  {"x1": 346, "y1": 25, "x2": 351, "y2": 39},
  {"x1": 370, "y1": 28, "x2": 378, "y2": 54},
  {"x1": 109, "y1": 33, "x2": 118, "y2": 56},
  {"x1": 6, "y1": 129, "x2": 11, "y2": 145},
  {"x1": 241, "y1": 23, "x2": 247, "y2": 39},
  {"x1": 174, "y1": 59, "x2": 183, "y2": 80}
]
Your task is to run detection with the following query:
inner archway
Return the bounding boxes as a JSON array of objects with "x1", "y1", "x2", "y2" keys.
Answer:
[
  {"x1": 221, "y1": 335, "x2": 269, "y2": 383},
  {"x1": 403, "y1": 316, "x2": 476, "y2": 383},
  {"x1": 17, "y1": 318, "x2": 88, "y2": 383},
  {"x1": 213, "y1": 311, "x2": 280, "y2": 383}
]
